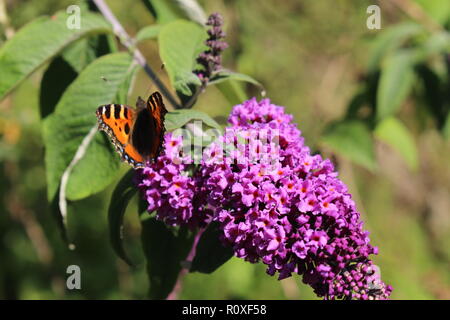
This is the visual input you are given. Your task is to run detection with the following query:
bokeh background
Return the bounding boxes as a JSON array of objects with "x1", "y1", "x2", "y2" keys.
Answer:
[{"x1": 0, "y1": 0, "x2": 449, "y2": 299}]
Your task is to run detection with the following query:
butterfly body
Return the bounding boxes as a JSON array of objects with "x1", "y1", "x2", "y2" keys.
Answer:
[{"x1": 96, "y1": 91, "x2": 168, "y2": 169}]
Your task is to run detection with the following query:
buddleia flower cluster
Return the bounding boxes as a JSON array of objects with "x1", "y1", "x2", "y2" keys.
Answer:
[
  {"x1": 135, "y1": 133, "x2": 212, "y2": 228},
  {"x1": 136, "y1": 97, "x2": 392, "y2": 300}
]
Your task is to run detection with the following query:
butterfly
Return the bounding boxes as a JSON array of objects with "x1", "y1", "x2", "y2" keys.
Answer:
[{"x1": 96, "y1": 91, "x2": 168, "y2": 169}]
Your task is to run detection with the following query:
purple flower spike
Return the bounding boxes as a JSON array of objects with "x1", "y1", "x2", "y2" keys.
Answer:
[
  {"x1": 194, "y1": 13, "x2": 228, "y2": 86},
  {"x1": 199, "y1": 98, "x2": 392, "y2": 300},
  {"x1": 135, "y1": 97, "x2": 392, "y2": 300},
  {"x1": 207, "y1": 13, "x2": 224, "y2": 27}
]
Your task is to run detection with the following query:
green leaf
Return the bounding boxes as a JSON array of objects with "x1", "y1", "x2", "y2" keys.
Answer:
[
  {"x1": 216, "y1": 80, "x2": 249, "y2": 106},
  {"x1": 171, "y1": 0, "x2": 207, "y2": 25},
  {"x1": 210, "y1": 69, "x2": 263, "y2": 89},
  {"x1": 210, "y1": 70, "x2": 264, "y2": 104},
  {"x1": 61, "y1": 34, "x2": 117, "y2": 73},
  {"x1": 142, "y1": 0, "x2": 206, "y2": 25},
  {"x1": 0, "y1": 11, "x2": 111, "y2": 100},
  {"x1": 190, "y1": 222, "x2": 233, "y2": 274},
  {"x1": 367, "y1": 22, "x2": 423, "y2": 72},
  {"x1": 141, "y1": 218, "x2": 194, "y2": 299},
  {"x1": 43, "y1": 52, "x2": 134, "y2": 202},
  {"x1": 415, "y1": 32, "x2": 450, "y2": 61},
  {"x1": 443, "y1": 112, "x2": 450, "y2": 140},
  {"x1": 321, "y1": 120, "x2": 377, "y2": 171},
  {"x1": 108, "y1": 170, "x2": 136, "y2": 266},
  {"x1": 63, "y1": 130, "x2": 121, "y2": 200},
  {"x1": 61, "y1": 38, "x2": 98, "y2": 74},
  {"x1": 115, "y1": 62, "x2": 140, "y2": 105},
  {"x1": 376, "y1": 49, "x2": 416, "y2": 121},
  {"x1": 165, "y1": 109, "x2": 222, "y2": 131},
  {"x1": 158, "y1": 20, "x2": 206, "y2": 96},
  {"x1": 142, "y1": 0, "x2": 182, "y2": 24},
  {"x1": 39, "y1": 57, "x2": 78, "y2": 119},
  {"x1": 375, "y1": 117, "x2": 419, "y2": 171},
  {"x1": 40, "y1": 34, "x2": 117, "y2": 119},
  {"x1": 414, "y1": 0, "x2": 450, "y2": 25},
  {"x1": 135, "y1": 25, "x2": 162, "y2": 43}
]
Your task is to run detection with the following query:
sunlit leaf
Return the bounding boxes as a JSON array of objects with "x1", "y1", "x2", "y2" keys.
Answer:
[
  {"x1": 376, "y1": 49, "x2": 416, "y2": 120},
  {"x1": 210, "y1": 69, "x2": 262, "y2": 88},
  {"x1": 142, "y1": 0, "x2": 206, "y2": 25},
  {"x1": 40, "y1": 34, "x2": 117, "y2": 120},
  {"x1": 216, "y1": 80, "x2": 249, "y2": 106},
  {"x1": 321, "y1": 120, "x2": 377, "y2": 171},
  {"x1": 142, "y1": 0, "x2": 181, "y2": 24},
  {"x1": 172, "y1": 0, "x2": 207, "y2": 25},
  {"x1": 375, "y1": 117, "x2": 419, "y2": 171},
  {"x1": 415, "y1": 32, "x2": 450, "y2": 61},
  {"x1": 158, "y1": 20, "x2": 206, "y2": 96},
  {"x1": 0, "y1": 11, "x2": 111, "y2": 100},
  {"x1": 414, "y1": 0, "x2": 450, "y2": 25},
  {"x1": 367, "y1": 22, "x2": 423, "y2": 72},
  {"x1": 165, "y1": 109, "x2": 222, "y2": 131},
  {"x1": 61, "y1": 34, "x2": 117, "y2": 73},
  {"x1": 135, "y1": 25, "x2": 162, "y2": 43},
  {"x1": 43, "y1": 53, "x2": 134, "y2": 202},
  {"x1": 115, "y1": 62, "x2": 140, "y2": 105}
]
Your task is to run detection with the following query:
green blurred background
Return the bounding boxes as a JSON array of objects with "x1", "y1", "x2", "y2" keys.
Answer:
[{"x1": 0, "y1": 0, "x2": 449, "y2": 299}]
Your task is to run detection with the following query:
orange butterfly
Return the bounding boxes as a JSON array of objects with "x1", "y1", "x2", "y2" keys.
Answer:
[{"x1": 96, "y1": 91, "x2": 168, "y2": 169}]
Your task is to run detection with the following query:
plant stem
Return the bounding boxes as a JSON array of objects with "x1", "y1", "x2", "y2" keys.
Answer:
[
  {"x1": 166, "y1": 228, "x2": 205, "y2": 300},
  {"x1": 183, "y1": 83, "x2": 206, "y2": 109},
  {"x1": 92, "y1": 0, "x2": 181, "y2": 109}
]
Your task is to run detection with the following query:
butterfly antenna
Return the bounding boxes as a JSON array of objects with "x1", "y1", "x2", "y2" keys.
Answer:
[{"x1": 143, "y1": 83, "x2": 154, "y2": 100}]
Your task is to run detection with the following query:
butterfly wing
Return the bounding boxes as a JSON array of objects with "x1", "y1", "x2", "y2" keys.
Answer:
[
  {"x1": 130, "y1": 105, "x2": 157, "y2": 161},
  {"x1": 96, "y1": 104, "x2": 145, "y2": 168},
  {"x1": 130, "y1": 91, "x2": 168, "y2": 163},
  {"x1": 96, "y1": 91, "x2": 168, "y2": 169},
  {"x1": 147, "y1": 91, "x2": 168, "y2": 159}
]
